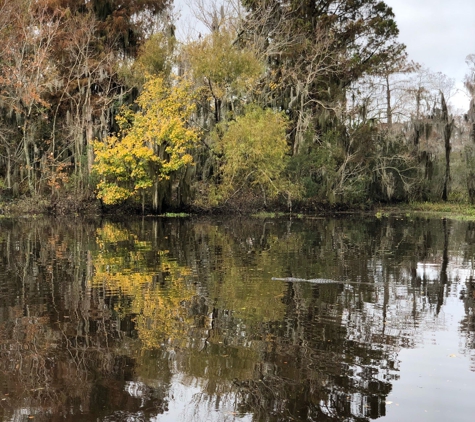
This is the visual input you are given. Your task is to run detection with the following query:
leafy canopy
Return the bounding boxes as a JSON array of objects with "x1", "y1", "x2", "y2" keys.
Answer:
[
  {"x1": 93, "y1": 76, "x2": 199, "y2": 205},
  {"x1": 214, "y1": 105, "x2": 296, "y2": 203}
]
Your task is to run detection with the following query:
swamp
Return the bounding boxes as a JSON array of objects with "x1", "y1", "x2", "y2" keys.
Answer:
[{"x1": 0, "y1": 215, "x2": 474, "y2": 421}]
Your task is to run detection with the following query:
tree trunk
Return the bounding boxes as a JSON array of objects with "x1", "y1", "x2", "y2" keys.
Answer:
[
  {"x1": 440, "y1": 91, "x2": 453, "y2": 202},
  {"x1": 6, "y1": 146, "x2": 11, "y2": 189},
  {"x1": 22, "y1": 119, "x2": 34, "y2": 195},
  {"x1": 385, "y1": 75, "x2": 392, "y2": 127},
  {"x1": 153, "y1": 181, "x2": 160, "y2": 213}
]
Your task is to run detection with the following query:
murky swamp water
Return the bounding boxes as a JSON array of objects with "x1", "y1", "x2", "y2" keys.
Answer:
[{"x1": 0, "y1": 215, "x2": 474, "y2": 421}]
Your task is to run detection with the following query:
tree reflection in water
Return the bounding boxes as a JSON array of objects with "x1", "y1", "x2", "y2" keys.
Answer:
[{"x1": 0, "y1": 216, "x2": 474, "y2": 421}]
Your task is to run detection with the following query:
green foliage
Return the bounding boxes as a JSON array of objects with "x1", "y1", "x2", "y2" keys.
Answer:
[
  {"x1": 288, "y1": 126, "x2": 373, "y2": 205},
  {"x1": 211, "y1": 105, "x2": 296, "y2": 206},
  {"x1": 186, "y1": 30, "x2": 262, "y2": 96},
  {"x1": 93, "y1": 76, "x2": 199, "y2": 205},
  {"x1": 137, "y1": 32, "x2": 175, "y2": 75},
  {"x1": 288, "y1": 133, "x2": 340, "y2": 202},
  {"x1": 0, "y1": 0, "x2": 470, "y2": 213},
  {"x1": 184, "y1": 29, "x2": 263, "y2": 124},
  {"x1": 386, "y1": 202, "x2": 475, "y2": 221}
]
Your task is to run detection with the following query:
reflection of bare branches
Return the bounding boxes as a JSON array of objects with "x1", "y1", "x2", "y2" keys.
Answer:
[
  {"x1": 0, "y1": 220, "x2": 142, "y2": 419},
  {"x1": 1, "y1": 215, "x2": 474, "y2": 421}
]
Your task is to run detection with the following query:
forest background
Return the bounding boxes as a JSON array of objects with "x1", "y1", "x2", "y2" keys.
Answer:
[{"x1": 0, "y1": 0, "x2": 474, "y2": 215}]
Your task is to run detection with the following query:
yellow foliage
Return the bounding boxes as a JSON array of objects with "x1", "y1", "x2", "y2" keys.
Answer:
[
  {"x1": 214, "y1": 105, "x2": 298, "y2": 202},
  {"x1": 93, "y1": 76, "x2": 200, "y2": 205},
  {"x1": 89, "y1": 222, "x2": 195, "y2": 349}
]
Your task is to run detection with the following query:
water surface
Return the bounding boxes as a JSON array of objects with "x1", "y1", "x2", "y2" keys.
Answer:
[{"x1": 0, "y1": 215, "x2": 474, "y2": 421}]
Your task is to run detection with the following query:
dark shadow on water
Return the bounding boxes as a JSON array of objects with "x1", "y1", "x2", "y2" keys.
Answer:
[{"x1": 0, "y1": 216, "x2": 474, "y2": 421}]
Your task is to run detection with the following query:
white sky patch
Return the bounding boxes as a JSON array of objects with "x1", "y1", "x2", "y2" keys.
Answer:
[{"x1": 388, "y1": 0, "x2": 475, "y2": 111}]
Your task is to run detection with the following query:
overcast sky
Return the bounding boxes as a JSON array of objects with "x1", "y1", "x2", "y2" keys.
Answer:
[
  {"x1": 174, "y1": 0, "x2": 475, "y2": 111},
  {"x1": 387, "y1": 0, "x2": 475, "y2": 110}
]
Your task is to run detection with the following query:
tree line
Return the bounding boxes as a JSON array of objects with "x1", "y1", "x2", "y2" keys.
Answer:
[{"x1": 0, "y1": 0, "x2": 474, "y2": 213}]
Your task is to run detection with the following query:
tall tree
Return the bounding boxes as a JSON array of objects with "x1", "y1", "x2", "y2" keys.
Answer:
[
  {"x1": 224, "y1": 0, "x2": 410, "y2": 206},
  {"x1": 464, "y1": 55, "x2": 475, "y2": 202},
  {"x1": 0, "y1": 0, "x2": 61, "y2": 195},
  {"x1": 465, "y1": 54, "x2": 475, "y2": 143},
  {"x1": 440, "y1": 91, "x2": 454, "y2": 201},
  {"x1": 239, "y1": 0, "x2": 405, "y2": 150},
  {"x1": 0, "y1": 0, "x2": 174, "y2": 201},
  {"x1": 45, "y1": 0, "x2": 172, "y2": 56}
]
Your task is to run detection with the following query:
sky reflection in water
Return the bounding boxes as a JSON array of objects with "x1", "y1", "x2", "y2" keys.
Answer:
[{"x1": 0, "y1": 216, "x2": 474, "y2": 421}]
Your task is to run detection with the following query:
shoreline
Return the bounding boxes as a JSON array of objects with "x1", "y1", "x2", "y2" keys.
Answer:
[{"x1": 1, "y1": 196, "x2": 475, "y2": 221}]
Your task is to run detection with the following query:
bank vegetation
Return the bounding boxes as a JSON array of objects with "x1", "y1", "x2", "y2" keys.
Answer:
[{"x1": 0, "y1": 0, "x2": 474, "y2": 216}]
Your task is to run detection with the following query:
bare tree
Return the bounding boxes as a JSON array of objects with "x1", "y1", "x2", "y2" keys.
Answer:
[
  {"x1": 183, "y1": 0, "x2": 244, "y2": 36},
  {"x1": 0, "y1": 0, "x2": 61, "y2": 195}
]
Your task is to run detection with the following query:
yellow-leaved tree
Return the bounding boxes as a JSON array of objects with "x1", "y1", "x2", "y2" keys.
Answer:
[
  {"x1": 93, "y1": 76, "x2": 199, "y2": 212},
  {"x1": 208, "y1": 105, "x2": 299, "y2": 209}
]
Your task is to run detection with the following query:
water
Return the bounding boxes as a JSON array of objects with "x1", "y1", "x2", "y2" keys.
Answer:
[{"x1": 0, "y1": 215, "x2": 474, "y2": 421}]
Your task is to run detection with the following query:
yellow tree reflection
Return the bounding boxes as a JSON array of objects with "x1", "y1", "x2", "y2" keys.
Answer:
[{"x1": 90, "y1": 222, "x2": 195, "y2": 349}]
